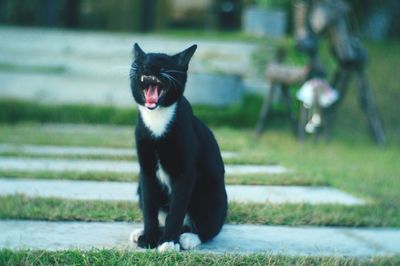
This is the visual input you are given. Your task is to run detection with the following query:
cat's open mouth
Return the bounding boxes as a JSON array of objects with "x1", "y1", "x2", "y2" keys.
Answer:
[{"x1": 140, "y1": 75, "x2": 164, "y2": 110}]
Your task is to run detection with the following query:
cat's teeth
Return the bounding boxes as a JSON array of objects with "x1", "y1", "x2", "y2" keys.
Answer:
[{"x1": 140, "y1": 75, "x2": 161, "y2": 84}]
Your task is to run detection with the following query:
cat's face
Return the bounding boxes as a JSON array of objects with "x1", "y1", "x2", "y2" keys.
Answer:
[{"x1": 130, "y1": 43, "x2": 197, "y2": 110}]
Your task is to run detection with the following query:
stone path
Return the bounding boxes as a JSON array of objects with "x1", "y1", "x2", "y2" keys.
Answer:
[
  {"x1": 1, "y1": 220, "x2": 399, "y2": 256},
  {"x1": 0, "y1": 144, "x2": 239, "y2": 159},
  {"x1": 0, "y1": 178, "x2": 364, "y2": 205},
  {"x1": 0, "y1": 157, "x2": 289, "y2": 175}
]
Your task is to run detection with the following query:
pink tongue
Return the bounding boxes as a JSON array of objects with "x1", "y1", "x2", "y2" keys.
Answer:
[{"x1": 145, "y1": 85, "x2": 159, "y2": 108}]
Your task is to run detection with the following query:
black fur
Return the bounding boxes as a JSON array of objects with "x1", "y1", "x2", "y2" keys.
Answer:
[{"x1": 130, "y1": 43, "x2": 227, "y2": 249}]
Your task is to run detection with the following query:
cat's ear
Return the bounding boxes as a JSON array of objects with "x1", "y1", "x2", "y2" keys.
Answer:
[
  {"x1": 133, "y1": 43, "x2": 146, "y2": 60},
  {"x1": 174, "y1": 44, "x2": 197, "y2": 66}
]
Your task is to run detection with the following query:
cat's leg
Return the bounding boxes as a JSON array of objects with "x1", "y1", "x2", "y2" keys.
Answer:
[
  {"x1": 189, "y1": 178, "x2": 227, "y2": 242},
  {"x1": 130, "y1": 207, "x2": 167, "y2": 246},
  {"x1": 176, "y1": 214, "x2": 201, "y2": 250},
  {"x1": 135, "y1": 139, "x2": 166, "y2": 248},
  {"x1": 130, "y1": 184, "x2": 145, "y2": 245},
  {"x1": 157, "y1": 169, "x2": 196, "y2": 251},
  {"x1": 136, "y1": 173, "x2": 163, "y2": 248}
]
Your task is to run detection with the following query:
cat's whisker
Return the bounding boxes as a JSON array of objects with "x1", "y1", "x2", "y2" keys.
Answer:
[
  {"x1": 160, "y1": 73, "x2": 174, "y2": 90},
  {"x1": 161, "y1": 73, "x2": 181, "y2": 93},
  {"x1": 161, "y1": 72, "x2": 183, "y2": 87},
  {"x1": 164, "y1": 70, "x2": 186, "y2": 75},
  {"x1": 162, "y1": 73, "x2": 180, "y2": 94}
]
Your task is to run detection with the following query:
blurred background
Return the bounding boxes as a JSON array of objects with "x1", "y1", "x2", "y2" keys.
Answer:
[{"x1": 0, "y1": 0, "x2": 399, "y2": 144}]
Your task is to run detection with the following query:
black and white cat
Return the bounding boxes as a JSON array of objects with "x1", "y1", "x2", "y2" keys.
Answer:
[{"x1": 129, "y1": 43, "x2": 227, "y2": 251}]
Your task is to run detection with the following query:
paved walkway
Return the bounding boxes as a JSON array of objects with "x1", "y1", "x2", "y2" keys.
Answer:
[
  {"x1": 0, "y1": 157, "x2": 289, "y2": 175},
  {"x1": 0, "y1": 144, "x2": 238, "y2": 159},
  {"x1": 1, "y1": 220, "x2": 399, "y2": 256},
  {"x1": 0, "y1": 178, "x2": 364, "y2": 205}
]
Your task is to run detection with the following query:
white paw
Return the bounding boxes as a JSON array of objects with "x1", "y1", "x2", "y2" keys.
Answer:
[
  {"x1": 129, "y1": 228, "x2": 144, "y2": 243},
  {"x1": 157, "y1": 241, "x2": 180, "y2": 252},
  {"x1": 179, "y1": 233, "x2": 201, "y2": 250}
]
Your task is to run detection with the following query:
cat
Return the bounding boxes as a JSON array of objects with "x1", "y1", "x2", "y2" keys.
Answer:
[{"x1": 129, "y1": 43, "x2": 227, "y2": 252}]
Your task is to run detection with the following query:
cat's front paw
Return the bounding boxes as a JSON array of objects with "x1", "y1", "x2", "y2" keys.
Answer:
[
  {"x1": 157, "y1": 241, "x2": 180, "y2": 252},
  {"x1": 129, "y1": 228, "x2": 144, "y2": 244},
  {"x1": 179, "y1": 233, "x2": 201, "y2": 250},
  {"x1": 136, "y1": 233, "x2": 159, "y2": 249}
]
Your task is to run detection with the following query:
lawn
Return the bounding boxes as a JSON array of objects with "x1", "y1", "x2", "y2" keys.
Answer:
[{"x1": 1, "y1": 249, "x2": 398, "y2": 266}]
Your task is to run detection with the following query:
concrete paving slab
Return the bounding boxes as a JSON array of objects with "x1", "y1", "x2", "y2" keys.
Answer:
[
  {"x1": 0, "y1": 144, "x2": 239, "y2": 159},
  {"x1": 0, "y1": 157, "x2": 288, "y2": 175},
  {"x1": 1, "y1": 220, "x2": 399, "y2": 256},
  {"x1": 0, "y1": 178, "x2": 365, "y2": 205},
  {"x1": 226, "y1": 185, "x2": 365, "y2": 205}
]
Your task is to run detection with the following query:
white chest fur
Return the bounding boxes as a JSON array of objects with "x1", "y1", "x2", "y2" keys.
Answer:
[
  {"x1": 157, "y1": 161, "x2": 172, "y2": 194},
  {"x1": 138, "y1": 103, "x2": 177, "y2": 138}
]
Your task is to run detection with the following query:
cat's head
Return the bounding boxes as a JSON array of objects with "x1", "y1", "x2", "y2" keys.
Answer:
[{"x1": 130, "y1": 43, "x2": 197, "y2": 110}]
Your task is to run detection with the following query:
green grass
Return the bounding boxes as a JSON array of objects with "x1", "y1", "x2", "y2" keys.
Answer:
[
  {"x1": 0, "y1": 170, "x2": 135, "y2": 183},
  {"x1": 1, "y1": 249, "x2": 398, "y2": 266},
  {"x1": 0, "y1": 195, "x2": 141, "y2": 222},
  {"x1": 1, "y1": 195, "x2": 399, "y2": 227},
  {"x1": 0, "y1": 123, "x2": 135, "y2": 148},
  {"x1": 0, "y1": 100, "x2": 137, "y2": 127},
  {"x1": 226, "y1": 173, "x2": 326, "y2": 186},
  {"x1": 0, "y1": 151, "x2": 135, "y2": 161},
  {"x1": 0, "y1": 94, "x2": 264, "y2": 128}
]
